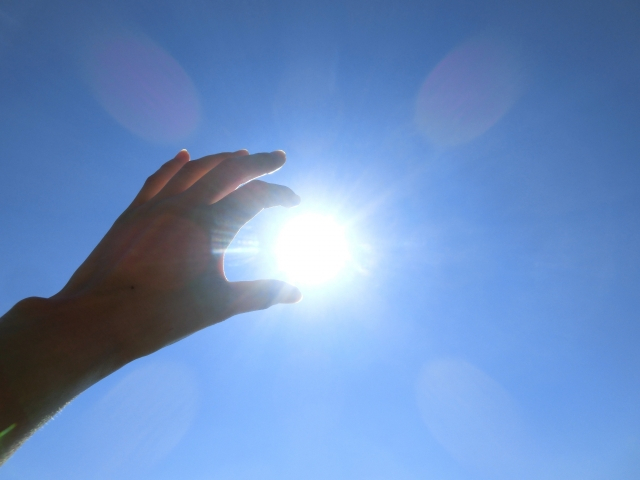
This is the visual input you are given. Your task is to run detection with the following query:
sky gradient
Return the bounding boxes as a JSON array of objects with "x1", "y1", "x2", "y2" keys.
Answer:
[{"x1": 1, "y1": 0, "x2": 639, "y2": 478}]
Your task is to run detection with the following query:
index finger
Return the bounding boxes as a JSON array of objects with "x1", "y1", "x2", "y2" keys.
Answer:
[
  {"x1": 179, "y1": 151, "x2": 287, "y2": 206},
  {"x1": 154, "y1": 150, "x2": 249, "y2": 201}
]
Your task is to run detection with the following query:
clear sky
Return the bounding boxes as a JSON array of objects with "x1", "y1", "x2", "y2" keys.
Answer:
[{"x1": 1, "y1": 0, "x2": 639, "y2": 478}]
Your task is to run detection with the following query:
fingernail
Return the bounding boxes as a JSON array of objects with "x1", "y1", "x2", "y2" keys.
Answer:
[
  {"x1": 271, "y1": 150, "x2": 286, "y2": 159},
  {"x1": 234, "y1": 149, "x2": 249, "y2": 155}
]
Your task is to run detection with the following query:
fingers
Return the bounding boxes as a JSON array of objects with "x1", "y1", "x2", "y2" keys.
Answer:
[
  {"x1": 208, "y1": 180, "x2": 301, "y2": 253},
  {"x1": 130, "y1": 150, "x2": 190, "y2": 207},
  {"x1": 227, "y1": 279, "x2": 302, "y2": 315},
  {"x1": 154, "y1": 150, "x2": 249, "y2": 200},
  {"x1": 180, "y1": 151, "x2": 287, "y2": 207}
]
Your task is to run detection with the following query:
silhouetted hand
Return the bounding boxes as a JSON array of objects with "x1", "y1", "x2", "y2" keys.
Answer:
[
  {"x1": 0, "y1": 149, "x2": 301, "y2": 462},
  {"x1": 57, "y1": 149, "x2": 301, "y2": 357}
]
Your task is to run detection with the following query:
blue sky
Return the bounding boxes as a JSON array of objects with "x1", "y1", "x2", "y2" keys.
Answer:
[{"x1": 1, "y1": 0, "x2": 639, "y2": 478}]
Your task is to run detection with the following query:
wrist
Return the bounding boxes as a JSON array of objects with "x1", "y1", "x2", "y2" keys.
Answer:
[{"x1": 0, "y1": 294, "x2": 130, "y2": 426}]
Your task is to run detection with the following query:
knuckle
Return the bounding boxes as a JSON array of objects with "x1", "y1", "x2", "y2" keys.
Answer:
[
  {"x1": 144, "y1": 173, "x2": 158, "y2": 184},
  {"x1": 160, "y1": 157, "x2": 179, "y2": 170},
  {"x1": 182, "y1": 160, "x2": 202, "y2": 171}
]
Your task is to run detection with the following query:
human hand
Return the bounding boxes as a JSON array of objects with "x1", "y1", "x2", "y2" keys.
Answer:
[
  {"x1": 56, "y1": 149, "x2": 302, "y2": 360},
  {"x1": 0, "y1": 149, "x2": 302, "y2": 460}
]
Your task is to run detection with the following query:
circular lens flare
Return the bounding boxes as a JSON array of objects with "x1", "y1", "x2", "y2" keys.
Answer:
[{"x1": 275, "y1": 214, "x2": 349, "y2": 285}]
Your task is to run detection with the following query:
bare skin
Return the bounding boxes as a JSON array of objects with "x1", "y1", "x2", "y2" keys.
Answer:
[{"x1": 0, "y1": 149, "x2": 302, "y2": 463}]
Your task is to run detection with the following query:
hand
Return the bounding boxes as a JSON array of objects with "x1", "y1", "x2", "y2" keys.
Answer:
[
  {"x1": 56, "y1": 149, "x2": 302, "y2": 359},
  {"x1": 0, "y1": 149, "x2": 301, "y2": 461}
]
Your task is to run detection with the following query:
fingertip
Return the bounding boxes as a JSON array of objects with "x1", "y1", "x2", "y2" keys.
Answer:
[
  {"x1": 278, "y1": 284, "x2": 302, "y2": 304},
  {"x1": 293, "y1": 289, "x2": 303, "y2": 303},
  {"x1": 176, "y1": 149, "x2": 190, "y2": 162},
  {"x1": 274, "y1": 185, "x2": 301, "y2": 208},
  {"x1": 268, "y1": 150, "x2": 287, "y2": 172},
  {"x1": 234, "y1": 149, "x2": 250, "y2": 156},
  {"x1": 283, "y1": 193, "x2": 301, "y2": 208},
  {"x1": 271, "y1": 150, "x2": 286, "y2": 163}
]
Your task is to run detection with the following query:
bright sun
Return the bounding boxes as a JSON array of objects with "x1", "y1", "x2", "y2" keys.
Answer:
[{"x1": 275, "y1": 214, "x2": 349, "y2": 285}]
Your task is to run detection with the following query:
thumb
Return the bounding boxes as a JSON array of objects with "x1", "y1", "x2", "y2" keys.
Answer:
[{"x1": 228, "y1": 279, "x2": 302, "y2": 315}]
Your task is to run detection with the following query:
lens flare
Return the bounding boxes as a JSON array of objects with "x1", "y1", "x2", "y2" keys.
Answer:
[
  {"x1": 416, "y1": 359, "x2": 528, "y2": 475},
  {"x1": 275, "y1": 214, "x2": 349, "y2": 285},
  {"x1": 85, "y1": 34, "x2": 201, "y2": 143},
  {"x1": 415, "y1": 36, "x2": 524, "y2": 147}
]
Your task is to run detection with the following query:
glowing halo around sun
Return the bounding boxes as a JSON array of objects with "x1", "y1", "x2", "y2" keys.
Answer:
[{"x1": 275, "y1": 214, "x2": 349, "y2": 285}]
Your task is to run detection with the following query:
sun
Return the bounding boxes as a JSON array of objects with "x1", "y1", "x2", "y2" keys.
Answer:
[{"x1": 275, "y1": 214, "x2": 349, "y2": 285}]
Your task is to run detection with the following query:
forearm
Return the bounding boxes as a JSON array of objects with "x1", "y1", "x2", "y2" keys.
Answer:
[{"x1": 0, "y1": 296, "x2": 129, "y2": 464}]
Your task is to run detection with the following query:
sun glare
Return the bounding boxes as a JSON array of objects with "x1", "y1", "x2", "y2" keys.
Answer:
[{"x1": 275, "y1": 214, "x2": 349, "y2": 285}]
